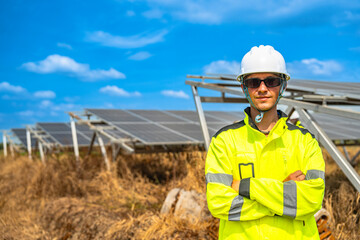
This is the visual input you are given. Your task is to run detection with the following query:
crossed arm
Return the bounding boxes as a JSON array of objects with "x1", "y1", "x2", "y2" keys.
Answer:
[{"x1": 231, "y1": 170, "x2": 306, "y2": 191}]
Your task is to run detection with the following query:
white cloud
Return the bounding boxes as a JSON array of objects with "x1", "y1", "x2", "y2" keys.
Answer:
[
  {"x1": 126, "y1": 10, "x2": 136, "y2": 17},
  {"x1": 86, "y1": 29, "x2": 168, "y2": 48},
  {"x1": 128, "y1": 51, "x2": 152, "y2": 60},
  {"x1": 349, "y1": 46, "x2": 360, "y2": 52},
  {"x1": 287, "y1": 58, "x2": 343, "y2": 76},
  {"x1": 99, "y1": 85, "x2": 141, "y2": 97},
  {"x1": 38, "y1": 100, "x2": 80, "y2": 112},
  {"x1": 142, "y1": 9, "x2": 164, "y2": 19},
  {"x1": 161, "y1": 90, "x2": 189, "y2": 99},
  {"x1": 64, "y1": 96, "x2": 79, "y2": 102},
  {"x1": 34, "y1": 90, "x2": 56, "y2": 99},
  {"x1": 39, "y1": 100, "x2": 53, "y2": 108},
  {"x1": 0, "y1": 82, "x2": 26, "y2": 93},
  {"x1": 57, "y1": 42, "x2": 72, "y2": 50},
  {"x1": 203, "y1": 60, "x2": 241, "y2": 75},
  {"x1": 140, "y1": 0, "x2": 356, "y2": 26},
  {"x1": 17, "y1": 110, "x2": 35, "y2": 117},
  {"x1": 21, "y1": 54, "x2": 125, "y2": 81}
]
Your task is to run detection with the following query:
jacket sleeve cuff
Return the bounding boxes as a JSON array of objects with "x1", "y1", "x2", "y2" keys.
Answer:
[{"x1": 239, "y1": 178, "x2": 251, "y2": 199}]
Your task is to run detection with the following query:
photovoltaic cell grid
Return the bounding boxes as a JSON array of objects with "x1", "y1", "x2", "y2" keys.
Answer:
[
  {"x1": 11, "y1": 128, "x2": 37, "y2": 148},
  {"x1": 310, "y1": 112, "x2": 360, "y2": 140},
  {"x1": 86, "y1": 109, "x2": 245, "y2": 145},
  {"x1": 36, "y1": 122, "x2": 102, "y2": 147},
  {"x1": 287, "y1": 80, "x2": 360, "y2": 100}
]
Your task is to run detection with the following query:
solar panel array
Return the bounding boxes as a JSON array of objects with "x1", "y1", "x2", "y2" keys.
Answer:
[
  {"x1": 86, "y1": 109, "x2": 245, "y2": 145},
  {"x1": 9, "y1": 108, "x2": 360, "y2": 149}
]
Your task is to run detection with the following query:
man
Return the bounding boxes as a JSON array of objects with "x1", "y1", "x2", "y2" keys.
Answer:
[{"x1": 205, "y1": 45, "x2": 325, "y2": 239}]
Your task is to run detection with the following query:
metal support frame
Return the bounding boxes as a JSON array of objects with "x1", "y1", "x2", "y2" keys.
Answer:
[
  {"x1": 186, "y1": 75, "x2": 360, "y2": 193},
  {"x1": 296, "y1": 108, "x2": 360, "y2": 192},
  {"x1": 38, "y1": 141, "x2": 45, "y2": 163},
  {"x1": 3, "y1": 131, "x2": 7, "y2": 157},
  {"x1": 70, "y1": 116, "x2": 80, "y2": 163},
  {"x1": 191, "y1": 86, "x2": 211, "y2": 150},
  {"x1": 112, "y1": 143, "x2": 122, "y2": 162},
  {"x1": 87, "y1": 132, "x2": 97, "y2": 156},
  {"x1": 97, "y1": 133, "x2": 110, "y2": 171},
  {"x1": 69, "y1": 112, "x2": 134, "y2": 156},
  {"x1": 9, "y1": 138, "x2": 14, "y2": 157},
  {"x1": 342, "y1": 146, "x2": 360, "y2": 167},
  {"x1": 26, "y1": 127, "x2": 32, "y2": 160},
  {"x1": 351, "y1": 150, "x2": 360, "y2": 165}
]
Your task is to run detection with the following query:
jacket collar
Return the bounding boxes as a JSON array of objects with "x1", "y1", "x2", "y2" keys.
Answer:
[{"x1": 244, "y1": 107, "x2": 288, "y2": 138}]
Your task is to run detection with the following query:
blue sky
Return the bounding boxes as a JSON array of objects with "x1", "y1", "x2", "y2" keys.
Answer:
[{"x1": 1, "y1": 0, "x2": 360, "y2": 130}]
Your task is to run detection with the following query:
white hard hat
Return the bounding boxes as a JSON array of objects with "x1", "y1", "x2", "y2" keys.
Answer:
[{"x1": 237, "y1": 45, "x2": 290, "y2": 82}]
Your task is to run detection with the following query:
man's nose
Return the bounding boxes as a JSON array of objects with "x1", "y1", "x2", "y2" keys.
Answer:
[{"x1": 257, "y1": 81, "x2": 268, "y2": 91}]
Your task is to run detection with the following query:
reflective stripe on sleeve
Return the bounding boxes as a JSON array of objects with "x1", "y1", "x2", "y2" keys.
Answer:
[
  {"x1": 228, "y1": 195, "x2": 244, "y2": 221},
  {"x1": 283, "y1": 181, "x2": 297, "y2": 218},
  {"x1": 205, "y1": 173, "x2": 233, "y2": 186},
  {"x1": 305, "y1": 170, "x2": 325, "y2": 181},
  {"x1": 239, "y1": 178, "x2": 250, "y2": 199}
]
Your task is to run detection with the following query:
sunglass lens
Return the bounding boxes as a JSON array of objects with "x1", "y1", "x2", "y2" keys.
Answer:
[
  {"x1": 245, "y1": 78, "x2": 260, "y2": 88},
  {"x1": 265, "y1": 77, "x2": 281, "y2": 87}
]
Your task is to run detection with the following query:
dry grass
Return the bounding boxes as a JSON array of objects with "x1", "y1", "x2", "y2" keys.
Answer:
[{"x1": 0, "y1": 146, "x2": 359, "y2": 239}]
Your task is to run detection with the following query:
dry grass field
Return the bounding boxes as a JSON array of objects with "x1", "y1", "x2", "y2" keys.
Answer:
[{"x1": 0, "y1": 147, "x2": 359, "y2": 239}]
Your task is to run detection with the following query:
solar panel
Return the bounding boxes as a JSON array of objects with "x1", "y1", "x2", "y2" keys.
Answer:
[
  {"x1": 35, "y1": 122, "x2": 100, "y2": 147},
  {"x1": 128, "y1": 110, "x2": 184, "y2": 123},
  {"x1": 37, "y1": 123, "x2": 70, "y2": 132},
  {"x1": 310, "y1": 112, "x2": 360, "y2": 141},
  {"x1": 287, "y1": 80, "x2": 360, "y2": 100},
  {"x1": 86, "y1": 109, "x2": 145, "y2": 123},
  {"x1": 167, "y1": 110, "x2": 201, "y2": 122},
  {"x1": 11, "y1": 128, "x2": 37, "y2": 147},
  {"x1": 113, "y1": 123, "x2": 197, "y2": 144},
  {"x1": 162, "y1": 123, "x2": 204, "y2": 141},
  {"x1": 205, "y1": 111, "x2": 245, "y2": 123}
]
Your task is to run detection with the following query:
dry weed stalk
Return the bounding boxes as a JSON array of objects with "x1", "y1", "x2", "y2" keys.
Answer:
[{"x1": 0, "y1": 147, "x2": 359, "y2": 239}]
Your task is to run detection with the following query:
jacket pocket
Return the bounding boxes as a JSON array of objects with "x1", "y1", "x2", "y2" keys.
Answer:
[
  {"x1": 239, "y1": 163, "x2": 255, "y2": 179},
  {"x1": 233, "y1": 152, "x2": 256, "y2": 180}
]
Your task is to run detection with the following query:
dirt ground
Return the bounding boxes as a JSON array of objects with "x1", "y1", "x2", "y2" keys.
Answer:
[{"x1": 0, "y1": 146, "x2": 359, "y2": 239}]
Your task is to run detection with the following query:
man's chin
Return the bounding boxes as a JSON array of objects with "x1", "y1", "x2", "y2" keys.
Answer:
[{"x1": 254, "y1": 105, "x2": 274, "y2": 112}]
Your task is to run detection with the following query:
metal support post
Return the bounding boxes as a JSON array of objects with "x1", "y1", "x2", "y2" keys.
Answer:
[
  {"x1": 38, "y1": 141, "x2": 45, "y2": 163},
  {"x1": 191, "y1": 86, "x2": 210, "y2": 150},
  {"x1": 3, "y1": 132, "x2": 7, "y2": 157},
  {"x1": 87, "y1": 132, "x2": 96, "y2": 156},
  {"x1": 26, "y1": 127, "x2": 32, "y2": 160},
  {"x1": 97, "y1": 133, "x2": 110, "y2": 171},
  {"x1": 342, "y1": 146, "x2": 350, "y2": 162},
  {"x1": 351, "y1": 150, "x2": 360, "y2": 166},
  {"x1": 9, "y1": 139, "x2": 14, "y2": 158},
  {"x1": 296, "y1": 108, "x2": 360, "y2": 193},
  {"x1": 285, "y1": 106, "x2": 295, "y2": 118},
  {"x1": 112, "y1": 143, "x2": 123, "y2": 162},
  {"x1": 70, "y1": 116, "x2": 80, "y2": 163}
]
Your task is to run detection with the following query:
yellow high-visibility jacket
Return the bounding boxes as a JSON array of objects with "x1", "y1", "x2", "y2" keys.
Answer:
[{"x1": 205, "y1": 107, "x2": 325, "y2": 240}]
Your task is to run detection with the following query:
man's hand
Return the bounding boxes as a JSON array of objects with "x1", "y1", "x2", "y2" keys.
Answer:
[
  {"x1": 283, "y1": 170, "x2": 305, "y2": 182},
  {"x1": 231, "y1": 180, "x2": 240, "y2": 192}
]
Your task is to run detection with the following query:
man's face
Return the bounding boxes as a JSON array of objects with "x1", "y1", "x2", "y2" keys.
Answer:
[{"x1": 241, "y1": 73, "x2": 282, "y2": 112}]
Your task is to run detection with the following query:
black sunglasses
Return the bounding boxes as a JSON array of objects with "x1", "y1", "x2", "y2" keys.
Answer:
[{"x1": 243, "y1": 76, "x2": 282, "y2": 88}]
